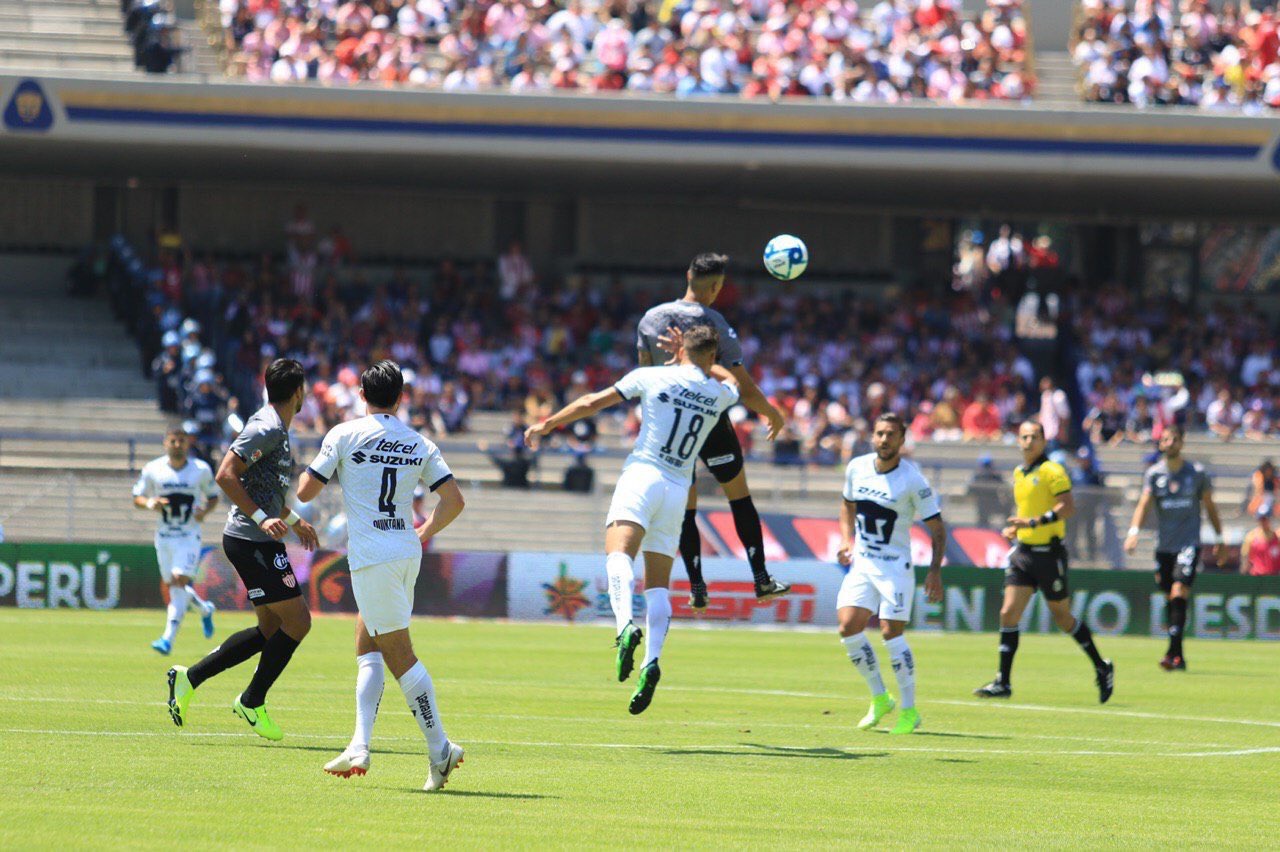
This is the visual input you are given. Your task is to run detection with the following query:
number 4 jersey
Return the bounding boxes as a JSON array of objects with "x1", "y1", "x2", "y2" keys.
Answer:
[
  {"x1": 133, "y1": 456, "x2": 219, "y2": 541},
  {"x1": 843, "y1": 453, "x2": 942, "y2": 570},
  {"x1": 306, "y1": 413, "x2": 454, "y2": 571},
  {"x1": 613, "y1": 364, "x2": 740, "y2": 486}
]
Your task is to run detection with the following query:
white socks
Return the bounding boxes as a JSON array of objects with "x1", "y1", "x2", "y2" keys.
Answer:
[
  {"x1": 350, "y1": 651, "x2": 384, "y2": 753},
  {"x1": 605, "y1": 552, "x2": 635, "y2": 635},
  {"x1": 162, "y1": 585, "x2": 187, "y2": 642},
  {"x1": 399, "y1": 660, "x2": 449, "y2": 762},
  {"x1": 184, "y1": 585, "x2": 210, "y2": 613},
  {"x1": 885, "y1": 635, "x2": 916, "y2": 709},
  {"x1": 642, "y1": 587, "x2": 671, "y2": 667},
  {"x1": 841, "y1": 632, "x2": 886, "y2": 696}
]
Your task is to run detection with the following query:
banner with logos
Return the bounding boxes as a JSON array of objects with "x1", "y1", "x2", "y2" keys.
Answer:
[{"x1": 506, "y1": 553, "x2": 1280, "y2": 640}]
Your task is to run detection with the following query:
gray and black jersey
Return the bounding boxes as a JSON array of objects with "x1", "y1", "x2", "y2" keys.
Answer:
[
  {"x1": 224, "y1": 405, "x2": 294, "y2": 542},
  {"x1": 636, "y1": 299, "x2": 744, "y2": 369},
  {"x1": 1143, "y1": 459, "x2": 1211, "y2": 553}
]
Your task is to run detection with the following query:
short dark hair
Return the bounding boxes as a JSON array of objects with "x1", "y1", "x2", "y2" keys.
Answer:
[
  {"x1": 265, "y1": 358, "x2": 305, "y2": 403},
  {"x1": 165, "y1": 426, "x2": 187, "y2": 439},
  {"x1": 689, "y1": 253, "x2": 728, "y2": 279},
  {"x1": 874, "y1": 412, "x2": 907, "y2": 436},
  {"x1": 361, "y1": 359, "x2": 404, "y2": 409},
  {"x1": 682, "y1": 324, "x2": 719, "y2": 360},
  {"x1": 1165, "y1": 424, "x2": 1185, "y2": 440},
  {"x1": 1020, "y1": 418, "x2": 1046, "y2": 437}
]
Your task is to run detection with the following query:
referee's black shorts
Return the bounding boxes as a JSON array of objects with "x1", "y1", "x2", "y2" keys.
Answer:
[
  {"x1": 697, "y1": 411, "x2": 745, "y2": 484},
  {"x1": 223, "y1": 534, "x2": 302, "y2": 606},
  {"x1": 1004, "y1": 540, "x2": 1070, "y2": 601},
  {"x1": 1155, "y1": 546, "x2": 1200, "y2": 593}
]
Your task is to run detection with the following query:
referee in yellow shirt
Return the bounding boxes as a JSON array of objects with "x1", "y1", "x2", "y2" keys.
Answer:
[{"x1": 974, "y1": 420, "x2": 1115, "y2": 703}]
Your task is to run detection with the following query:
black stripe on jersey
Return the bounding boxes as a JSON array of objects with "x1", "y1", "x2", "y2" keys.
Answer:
[
  {"x1": 921, "y1": 512, "x2": 942, "y2": 523},
  {"x1": 305, "y1": 466, "x2": 329, "y2": 484},
  {"x1": 429, "y1": 474, "x2": 454, "y2": 492},
  {"x1": 612, "y1": 384, "x2": 631, "y2": 402}
]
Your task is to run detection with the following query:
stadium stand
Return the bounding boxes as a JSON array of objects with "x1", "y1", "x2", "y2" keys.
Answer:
[
  {"x1": 204, "y1": 0, "x2": 1034, "y2": 101},
  {"x1": 1073, "y1": 0, "x2": 1280, "y2": 111}
]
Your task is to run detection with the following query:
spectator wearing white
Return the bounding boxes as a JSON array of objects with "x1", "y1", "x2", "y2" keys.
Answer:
[
  {"x1": 1241, "y1": 341, "x2": 1273, "y2": 388},
  {"x1": 1038, "y1": 376, "x2": 1070, "y2": 445},
  {"x1": 1206, "y1": 388, "x2": 1243, "y2": 441},
  {"x1": 986, "y1": 225, "x2": 1024, "y2": 276},
  {"x1": 498, "y1": 240, "x2": 534, "y2": 300}
]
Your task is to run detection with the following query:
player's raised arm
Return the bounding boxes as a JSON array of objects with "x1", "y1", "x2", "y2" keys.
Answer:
[
  {"x1": 726, "y1": 364, "x2": 785, "y2": 441},
  {"x1": 525, "y1": 387, "x2": 624, "y2": 448}
]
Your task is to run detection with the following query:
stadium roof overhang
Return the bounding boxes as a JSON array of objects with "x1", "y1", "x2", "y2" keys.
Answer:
[{"x1": 4, "y1": 74, "x2": 1279, "y2": 221}]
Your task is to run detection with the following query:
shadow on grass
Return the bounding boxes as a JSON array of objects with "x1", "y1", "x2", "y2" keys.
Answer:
[
  {"x1": 187, "y1": 741, "x2": 425, "y2": 758},
  {"x1": 935, "y1": 758, "x2": 978, "y2": 764},
  {"x1": 405, "y1": 789, "x2": 557, "y2": 801},
  {"x1": 880, "y1": 730, "x2": 1010, "y2": 741},
  {"x1": 663, "y1": 744, "x2": 890, "y2": 761}
]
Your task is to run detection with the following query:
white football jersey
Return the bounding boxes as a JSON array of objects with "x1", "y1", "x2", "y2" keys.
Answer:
[
  {"x1": 842, "y1": 453, "x2": 942, "y2": 568},
  {"x1": 133, "y1": 456, "x2": 218, "y2": 539},
  {"x1": 307, "y1": 413, "x2": 453, "y2": 572},
  {"x1": 614, "y1": 364, "x2": 740, "y2": 485}
]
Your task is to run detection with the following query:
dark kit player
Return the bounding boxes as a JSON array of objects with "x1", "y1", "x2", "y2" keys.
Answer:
[
  {"x1": 636, "y1": 252, "x2": 790, "y2": 609},
  {"x1": 974, "y1": 420, "x2": 1114, "y2": 703},
  {"x1": 1124, "y1": 425, "x2": 1224, "y2": 670},
  {"x1": 166, "y1": 359, "x2": 319, "y2": 741}
]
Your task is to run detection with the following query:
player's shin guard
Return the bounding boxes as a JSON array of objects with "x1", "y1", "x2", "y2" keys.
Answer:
[
  {"x1": 679, "y1": 509, "x2": 705, "y2": 587},
  {"x1": 841, "y1": 632, "x2": 886, "y2": 696},
  {"x1": 352, "y1": 651, "x2": 384, "y2": 753},
  {"x1": 642, "y1": 588, "x2": 672, "y2": 667},
  {"x1": 728, "y1": 497, "x2": 769, "y2": 585},
  {"x1": 1167, "y1": 597, "x2": 1187, "y2": 658},
  {"x1": 605, "y1": 551, "x2": 635, "y2": 634},
  {"x1": 398, "y1": 661, "x2": 448, "y2": 759},
  {"x1": 162, "y1": 586, "x2": 188, "y2": 643},
  {"x1": 885, "y1": 636, "x2": 916, "y2": 709},
  {"x1": 1070, "y1": 618, "x2": 1107, "y2": 669},
  {"x1": 998, "y1": 626, "x2": 1019, "y2": 685}
]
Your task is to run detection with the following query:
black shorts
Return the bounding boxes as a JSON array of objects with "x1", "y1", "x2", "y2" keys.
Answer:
[
  {"x1": 697, "y1": 411, "x2": 745, "y2": 484},
  {"x1": 1155, "y1": 547, "x2": 1200, "y2": 593},
  {"x1": 223, "y1": 534, "x2": 302, "y2": 606},
  {"x1": 1005, "y1": 541, "x2": 1070, "y2": 601}
]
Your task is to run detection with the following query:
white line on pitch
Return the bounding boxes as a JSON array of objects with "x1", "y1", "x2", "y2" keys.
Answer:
[
  {"x1": 1, "y1": 728, "x2": 1274, "y2": 759},
  {"x1": 929, "y1": 699, "x2": 1280, "y2": 730}
]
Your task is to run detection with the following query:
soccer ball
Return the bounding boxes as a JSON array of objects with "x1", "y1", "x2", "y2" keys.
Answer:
[{"x1": 763, "y1": 234, "x2": 808, "y2": 281}]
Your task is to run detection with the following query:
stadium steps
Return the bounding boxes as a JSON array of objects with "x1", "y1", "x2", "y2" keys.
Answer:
[
  {"x1": 0, "y1": 14, "x2": 126, "y2": 35},
  {"x1": 1033, "y1": 51, "x2": 1080, "y2": 106},
  {"x1": 0, "y1": 0, "x2": 135, "y2": 73},
  {"x1": 2, "y1": 32, "x2": 137, "y2": 53}
]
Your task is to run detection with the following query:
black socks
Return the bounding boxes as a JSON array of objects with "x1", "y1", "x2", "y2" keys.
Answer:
[
  {"x1": 1167, "y1": 597, "x2": 1188, "y2": 657},
  {"x1": 998, "y1": 626, "x2": 1019, "y2": 684},
  {"x1": 728, "y1": 496, "x2": 769, "y2": 585},
  {"x1": 1071, "y1": 619, "x2": 1107, "y2": 669},
  {"x1": 679, "y1": 509, "x2": 704, "y2": 588},
  {"x1": 239, "y1": 629, "x2": 302, "y2": 708},
  {"x1": 188, "y1": 626, "x2": 265, "y2": 689}
]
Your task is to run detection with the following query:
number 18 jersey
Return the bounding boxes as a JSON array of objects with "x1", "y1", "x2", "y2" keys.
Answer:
[
  {"x1": 613, "y1": 365, "x2": 740, "y2": 486},
  {"x1": 307, "y1": 413, "x2": 454, "y2": 571},
  {"x1": 843, "y1": 453, "x2": 942, "y2": 569}
]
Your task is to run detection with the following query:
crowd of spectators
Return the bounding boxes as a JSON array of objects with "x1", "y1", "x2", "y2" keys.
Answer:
[
  {"x1": 1074, "y1": 0, "x2": 1280, "y2": 112},
  {"x1": 93, "y1": 209, "x2": 1280, "y2": 476},
  {"x1": 216, "y1": 0, "x2": 1032, "y2": 102}
]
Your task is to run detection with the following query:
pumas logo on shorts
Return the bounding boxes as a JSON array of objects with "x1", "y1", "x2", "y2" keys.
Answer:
[{"x1": 273, "y1": 552, "x2": 291, "y2": 572}]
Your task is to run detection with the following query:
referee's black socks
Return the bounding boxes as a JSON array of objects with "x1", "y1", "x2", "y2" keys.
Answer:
[
  {"x1": 1167, "y1": 597, "x2": 1188, "y2": 658},
  {"x1": 188, "y1": 626, "x2": 265, "y2": 689},
  {"x1": 728, "y1": 497, "x2": 769, "y2": 585},
  {"x1": 1070, "y1": 619, "x2": 1107, "y2": 669},
  {"x1": 679, "y1": 509, "x2": 705, "y2": 588},
  {"x1": 998, "y1": 627, "x2": 1019, "y2": 685}
]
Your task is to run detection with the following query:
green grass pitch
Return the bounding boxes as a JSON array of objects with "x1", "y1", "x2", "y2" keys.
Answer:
[{"x1": 3, "y1": 609, "x2": 1278, "y2": 848}]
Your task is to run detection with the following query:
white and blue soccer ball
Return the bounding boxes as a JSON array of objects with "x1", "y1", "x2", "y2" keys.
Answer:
[{"x1": 763, "y1": 234, "x2": 809, "y2": 281}]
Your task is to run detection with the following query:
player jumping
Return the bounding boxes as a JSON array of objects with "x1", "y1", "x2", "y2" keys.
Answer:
[
  {"x1": 637, "y1": 253, "x2": 790, "y2": 610},
  {"x1": 836, "y1": 413, "x2": 946, "y2": 735},
  {"x1": 133, "y1": 427, "x2": 220, "y2": 654},
  {"x1": 526, "y1": 324, "x2": 740, "y2": 714},
  {"x1": 299, "y1": 360, "x2": 468, "y2": 791}
]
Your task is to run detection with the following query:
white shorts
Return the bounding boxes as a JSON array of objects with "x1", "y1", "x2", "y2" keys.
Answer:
[
  {"x1": 605, "y1": 464, "x2": 688, "y2": 558},
  {"x1": 351, "y1": 557, "x2": 419, "y2": 636},
  {"x1": 836, "y1": 558, "x2": 915, "y2": 622},
  {"x1": 156, "y1": 537, "x2": 201, "y2": 584}
]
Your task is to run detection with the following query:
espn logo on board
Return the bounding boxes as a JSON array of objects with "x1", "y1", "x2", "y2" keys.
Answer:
[{"x1": 670, "y1": 581, "x2": 816, "y2": 624}]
